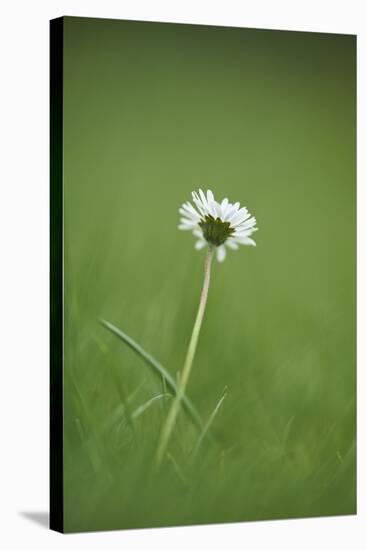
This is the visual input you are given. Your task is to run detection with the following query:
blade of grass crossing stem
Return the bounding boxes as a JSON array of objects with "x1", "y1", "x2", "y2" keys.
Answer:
[{"x1": 100, "y1": 319, "x2": 207, "y2": 435}]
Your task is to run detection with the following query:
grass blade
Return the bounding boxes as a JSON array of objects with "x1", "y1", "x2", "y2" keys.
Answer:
[
  {"x1": 132, "y1": 393, "x2": 172, "y2": 420},
  {"x1": 192, "y1": 386, "x2": 227, "y2": 459},
  {"x1": 167, "y1": 452, "x2": 189, "y2": 486},
  {"x1": 100, "y1": 318, "x2": 206, "y2": 433}
]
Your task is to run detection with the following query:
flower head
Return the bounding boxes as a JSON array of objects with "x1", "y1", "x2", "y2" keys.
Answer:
[{"x1": 178, "y1": 189, "x2": 258, "y2": 262}]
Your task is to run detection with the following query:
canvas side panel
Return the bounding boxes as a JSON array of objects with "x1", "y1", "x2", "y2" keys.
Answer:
[{"x1": 50, "y1": 16, "x2": 64, "y2": 533}]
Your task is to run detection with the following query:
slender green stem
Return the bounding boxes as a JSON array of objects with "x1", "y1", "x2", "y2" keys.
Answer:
[{"x1": 156, "y1": 245, "x2": 214, "y2": 465}]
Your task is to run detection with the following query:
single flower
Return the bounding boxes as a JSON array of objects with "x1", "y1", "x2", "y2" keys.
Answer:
[
  {"x1": 157, "y1": 189, "x2": 258, "y2": 464},
  {"x1": 178, "y1": 189, "x2": 258, "y2": 262}
]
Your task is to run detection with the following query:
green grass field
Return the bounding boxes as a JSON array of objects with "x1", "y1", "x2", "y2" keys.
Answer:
[{"x1": 62, "y1": 17, "x2": 356, "y2": 532}]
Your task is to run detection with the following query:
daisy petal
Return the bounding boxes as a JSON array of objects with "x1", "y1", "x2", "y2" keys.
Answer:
[
  {"x1": 238, "y1": 237, "x2": 256, "y2": 246},
  {"x1": 181, "y1": 202, "x2": 201, "y2": 219},
  {"x1": 230, "y1": 207, "x2": 249, "y2": 226},
  {"x1": 179, "y1": 209, "x2": 197, "y2": 223},
  {"x1": 225, "y1": 203, "x2": 239, "y2": 222},
  {"x1": 220, "y1": 198, "x2": 230, "y2": 220},
  {"x1": 226, "y1": 239, "x2": 239, "y2": 250},
  {"x1": 179, "y1": 217, "x2": 197, "y2": 227},
  {"x1": 214, "y1": 201, "x2": 222, "y2": 219},
  {"x1": 178, "y1": 223, "x2": 196, "y2": 231},
  {"x1": 216, "y1": 245, "x2": 226, "y2": 262},
  {"x1": 207, "y1": 189, "x2": 215, "y2": 202},
  {"x1": 199, "y1": 189, "x2": 209, "y2": 209},
  {"x1": 195, "y1": 239, "x2": 206, "y2": 250}
]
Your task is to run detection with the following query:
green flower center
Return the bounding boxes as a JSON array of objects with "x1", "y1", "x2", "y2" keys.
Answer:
[{"x1": 199, "y1": 215, "x2": 235, "y2": 247}]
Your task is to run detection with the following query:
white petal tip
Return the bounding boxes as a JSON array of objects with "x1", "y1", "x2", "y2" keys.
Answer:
[
  {"x1": 194, "y1": 240, "x2": 206, "y2": 251},
  {"x1": 245, "y1": 238, "x2": 256, "y2": 246},
  {"x1": 216, "y1": 246, "x2": 226, "y2": 262}
]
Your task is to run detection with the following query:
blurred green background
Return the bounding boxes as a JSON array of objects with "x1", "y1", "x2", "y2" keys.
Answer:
[{"x1": 62, "y1": 17, "x2": 356, "y2": 532}]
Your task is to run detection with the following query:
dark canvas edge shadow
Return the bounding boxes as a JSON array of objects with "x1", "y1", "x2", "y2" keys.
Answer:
[{"x1": 50, "y1": 16, "x2": 64, "y2": 534}]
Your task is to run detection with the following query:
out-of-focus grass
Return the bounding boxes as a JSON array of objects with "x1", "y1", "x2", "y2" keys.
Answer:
[{"x1": 62, "y1": 18, "x2": 356, "y2": 532}]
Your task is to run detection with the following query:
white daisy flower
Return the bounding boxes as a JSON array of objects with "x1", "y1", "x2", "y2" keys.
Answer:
[{"x1": 178, "y1": 189, "x2": 258, "y2": 262}]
